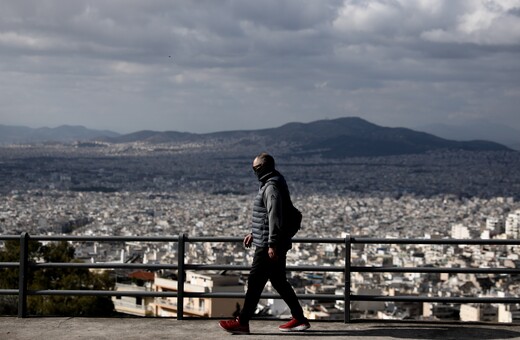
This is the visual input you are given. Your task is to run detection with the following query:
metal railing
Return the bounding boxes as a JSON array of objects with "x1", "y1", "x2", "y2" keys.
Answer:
[{"x1": 1, "y1": 233, "x2": 520, "y2": 322}]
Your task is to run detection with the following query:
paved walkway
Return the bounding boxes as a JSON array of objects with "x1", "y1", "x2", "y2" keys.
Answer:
[{"x1": 2, "y1": 318, "x2": 520, "y2": 340}]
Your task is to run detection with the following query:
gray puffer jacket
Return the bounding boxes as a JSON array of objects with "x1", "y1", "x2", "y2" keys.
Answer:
[{"x1": 251, "y1": 171, "x2": 291, "y2": 249}]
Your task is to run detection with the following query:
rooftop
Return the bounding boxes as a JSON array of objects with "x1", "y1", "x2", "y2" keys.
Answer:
[{"x1": 3, "y1": 318, "x2": 520, "y2": 340}]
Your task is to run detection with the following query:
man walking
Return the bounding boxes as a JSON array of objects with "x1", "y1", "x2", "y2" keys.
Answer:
[{"x1": 219, "y1": 152, "x2": 310, "y2": 334}]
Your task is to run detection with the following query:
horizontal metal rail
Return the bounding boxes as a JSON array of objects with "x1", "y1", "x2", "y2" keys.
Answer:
[
  {"x1": 4, "y1": 263, "x2": 520, "y2": 277},
  {"x1": 0, "y1": 262, "x2": 19, "y2": 268},
  {"x1": 352, "y1": 266, "x2": 520, "y2": 274},
  {"x1": 7, "y1": 234, "x2": 520, "y2": 244},
  {"x1": 352, "y1": 237, "x2": 520, "y2": 245},
  {"x1": 2, "y1": 233, "x2": 520, "y2": 322},
  {"x1": 18, "y1": 263, "x2": 520, "y2": 275}
]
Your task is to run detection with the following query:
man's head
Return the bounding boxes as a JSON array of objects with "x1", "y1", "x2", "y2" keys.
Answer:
[{"x1": 253, "y1": 152, "x2": 275, "y2": 180}]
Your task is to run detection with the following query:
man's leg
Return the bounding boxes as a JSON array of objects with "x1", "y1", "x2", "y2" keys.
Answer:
[
  {"x1": 239, "y1": 247, "x2": 270, "y2": 323},
  {"x1": 268, "y1": 249, "x2": 306, "y2": 321}
]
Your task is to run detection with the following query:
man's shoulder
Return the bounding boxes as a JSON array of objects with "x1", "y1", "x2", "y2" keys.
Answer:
[
  {"x1": 264, "y1": 181, "x2": 280, "y2": 195},
  {"x1": 266, "y1": 173, "x2": 286, "y2": 185},
  {"x1": 264, "y1": 175, "x2": 288, "y2": 196}
]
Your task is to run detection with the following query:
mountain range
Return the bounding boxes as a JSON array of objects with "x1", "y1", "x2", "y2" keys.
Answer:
[
  {"x1": 0, "y1": 117, "x2": 514, "y2": 158},
  {"x1": 0, "y1": 124, "x2": 119, "y2": 145}
]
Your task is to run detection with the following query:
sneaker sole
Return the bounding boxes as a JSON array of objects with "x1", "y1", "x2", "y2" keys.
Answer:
[{"x1": 279, "y1": 324, "x2": 310, "y2": 332}]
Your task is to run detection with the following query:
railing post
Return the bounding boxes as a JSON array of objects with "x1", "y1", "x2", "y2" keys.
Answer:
[
  {"x1": 177, "y1": 233, "x2": 186, "y2": 320},
  {"x1": 18, "y1": 232, "x2": 30, "y2": 318},
  {"x1": 344, "y1": 233, "x2": 351, "y2": 323}
]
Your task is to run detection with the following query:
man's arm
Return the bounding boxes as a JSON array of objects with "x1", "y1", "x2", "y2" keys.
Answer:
[{"x1": 264, "y1": 185, "x2": 283, "y2": 259}]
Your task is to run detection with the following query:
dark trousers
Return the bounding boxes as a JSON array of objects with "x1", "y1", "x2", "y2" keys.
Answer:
[{"x1": 239, "y1": 246, "x2": 304, "y2": 323}]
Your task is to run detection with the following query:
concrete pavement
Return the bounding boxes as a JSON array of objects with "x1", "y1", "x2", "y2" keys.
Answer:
[{"x1": 2, "y1": 317, "x2": 520, "y2": 340}]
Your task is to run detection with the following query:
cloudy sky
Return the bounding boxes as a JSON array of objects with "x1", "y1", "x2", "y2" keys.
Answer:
[{"x1": 1, "y1": 0, "x2": 519, "y2": 134}]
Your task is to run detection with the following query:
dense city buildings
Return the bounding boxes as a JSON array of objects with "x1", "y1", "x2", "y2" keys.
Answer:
[{"x1": 1, "y1": 143, "x2": 520, "y2": 321}]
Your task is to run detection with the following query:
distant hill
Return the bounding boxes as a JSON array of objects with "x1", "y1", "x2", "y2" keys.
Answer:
[
  {"x1": 269, "y1": 117, "x2": 512, "y2": 157},
  {"x1": 107, "y1": 117, "x2": 512, "y2": 157},
  {"x1": 2, "y1": 118, "x2": 513, "y2": 158},
  {"x1": 267, "y1": 117, "x2": 511, "y2": 157},
  {"x1": 417, "y1": 120, "x2": 520, "y2": 151},
  {"x1": 0, "y1": 125, "x2": 120, "y2": 144},
  {"x1": 107, "y1": 130, "x2": 196, "y2": 144}
]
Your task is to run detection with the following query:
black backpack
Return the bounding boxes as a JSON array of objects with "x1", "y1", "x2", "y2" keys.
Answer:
[{"x1": 286, "y1": 203, "x2": 302, "y2": 238}]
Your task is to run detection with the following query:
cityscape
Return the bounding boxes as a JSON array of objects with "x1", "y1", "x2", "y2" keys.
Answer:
[
  {"x1": 2, "y1": 2, "x2": 520, "y2": 336},
  {"x1": 1, "y1": 142, "x2": 520, "y2": 322}
]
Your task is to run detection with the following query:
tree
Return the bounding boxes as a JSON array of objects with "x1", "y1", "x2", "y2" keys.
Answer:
[
  {"x1": 0, "y1": 240, "x2": 114, "y2": 316},
  {"x1": 0, "y1": 239, "x2": 41, "y2": 315}
]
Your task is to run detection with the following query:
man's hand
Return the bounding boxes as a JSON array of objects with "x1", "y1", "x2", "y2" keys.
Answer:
[
  {"x1": 268, "y1": 247, "x2": 278, "y2": 261},
  {"x1": 243, "y1": 234, "x2": 253, "y2": 248}
]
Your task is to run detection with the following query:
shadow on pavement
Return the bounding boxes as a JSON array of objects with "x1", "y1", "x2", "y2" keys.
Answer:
[{"x1": 254, "y1": 325, "x2": 520, "y2": 339}]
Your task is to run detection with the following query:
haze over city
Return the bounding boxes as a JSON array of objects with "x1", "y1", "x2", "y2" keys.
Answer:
[{"x1": 1, "y1": 1, "x2": 520, "y2": 134}]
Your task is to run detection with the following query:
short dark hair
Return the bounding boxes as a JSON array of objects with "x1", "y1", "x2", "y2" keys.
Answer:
[{"x1": 256, "y1": 152, "x2": 275, "y2": 170}]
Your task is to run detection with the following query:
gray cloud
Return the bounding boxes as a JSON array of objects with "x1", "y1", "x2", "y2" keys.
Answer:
[{"x1": 0, "y1": 0, "x2": 519, "y2": 134}]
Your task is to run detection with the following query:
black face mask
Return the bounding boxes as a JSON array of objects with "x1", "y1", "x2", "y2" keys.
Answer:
[{"x1": 254, "y1": 165, "x2": 273, "y2": 181}]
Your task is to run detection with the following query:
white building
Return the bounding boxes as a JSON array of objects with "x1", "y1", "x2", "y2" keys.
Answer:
[
  {"x1": 112, "y1": 271, "x2": 156, "y2": 317},
  {"x1": 505, "y1": 210, "x2": 520, "y2": 238},
  {"x1": 451, "y1": 224, "x2": 470, "y2": 239},
  {"x1": 460, "y1": 304, "x2": 498, "y2": 322},
  {"x1": 113, "y1": 283, "x2": 155, "y2": 317},
  {"x1": 153, "y1": 271, "x2": 244, "y2": 318}
]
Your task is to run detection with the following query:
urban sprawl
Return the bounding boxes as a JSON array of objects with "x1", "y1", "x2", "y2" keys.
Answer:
[{"x1": 1, "y1": 143, "x2": 520, "y2": 322}]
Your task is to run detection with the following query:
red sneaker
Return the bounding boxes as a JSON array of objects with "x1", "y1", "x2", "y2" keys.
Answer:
[
  {"x1": 218, "y1": 317, "x2": 250, "y2": 335},
  {"x1": 278, "y1": 317, "x2": 310, "y2": 332}
]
